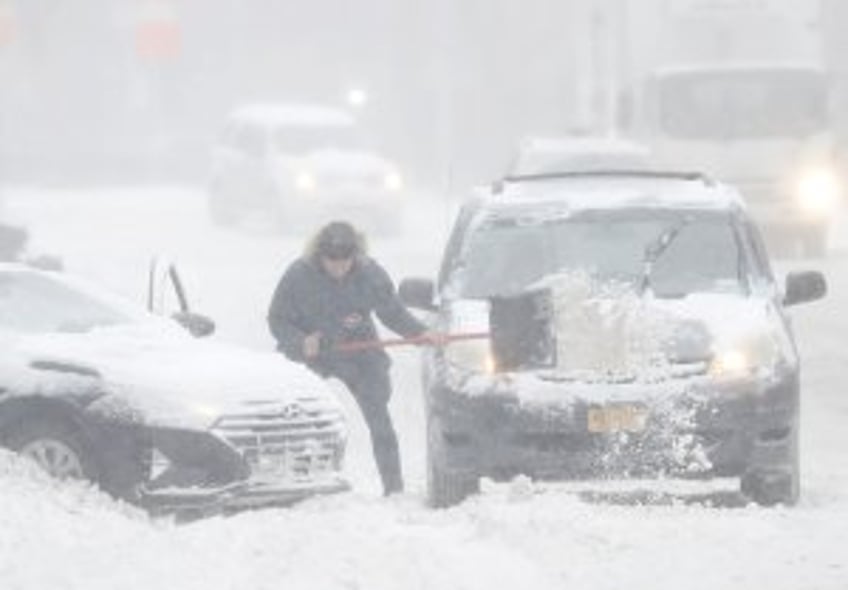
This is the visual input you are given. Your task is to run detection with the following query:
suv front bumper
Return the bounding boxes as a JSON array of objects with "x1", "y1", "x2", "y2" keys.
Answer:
[{"x1": 428, "y1": 371, "x2": 798, "y2": 483}]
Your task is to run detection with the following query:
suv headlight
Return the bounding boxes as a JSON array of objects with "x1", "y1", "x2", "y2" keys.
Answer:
[
  {"x1": 709, "y1": 331, "x2": 781, "y2": 380},
  {"x1": 445, "y1": 338, "x2": 496, "y2": 374},
  {"x1": 797, "y1": 168, "x2": 840, "y2": 217},
  {"x1": 709, "y1": 349, "x2": 754, "y2": 378}
]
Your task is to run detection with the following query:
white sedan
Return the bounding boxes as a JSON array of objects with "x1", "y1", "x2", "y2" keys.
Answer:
[{"x1": 0, "y1": 263, "x2": 349, "y2": 513}]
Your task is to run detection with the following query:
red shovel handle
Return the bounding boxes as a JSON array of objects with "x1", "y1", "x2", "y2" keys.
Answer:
[{"x1": 335, "y1": 331, "x2": 490, "y2": 352}]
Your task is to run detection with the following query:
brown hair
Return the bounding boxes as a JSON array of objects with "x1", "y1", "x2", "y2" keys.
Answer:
[{"x1": 306, "y1": 221, "x2": 367, "y2": 261}]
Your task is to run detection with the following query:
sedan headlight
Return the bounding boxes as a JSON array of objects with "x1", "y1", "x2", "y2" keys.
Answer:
[
  {"x1": 796, "y1": 168, "x2": 840, "y2": 217},
  {"x1": 189, "y1": 403, "x2": 223, "y2": 422},
  {"x1": 383, "y1": 171, "x2": 403, "y2": 192}
]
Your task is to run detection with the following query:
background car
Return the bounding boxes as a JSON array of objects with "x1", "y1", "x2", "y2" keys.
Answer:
[
  {"x1": 509, "y1": 135, "x2": 653, "y2": 177},
  {"x1": 400, "y1": 171, "x2": 826, "y2": 508},
  {"x1": 0, "y1": 263, "x2": 349, "y2": 512},
  {"x1": 208, "y1": 102, "x2": 406, "y2": 234}
]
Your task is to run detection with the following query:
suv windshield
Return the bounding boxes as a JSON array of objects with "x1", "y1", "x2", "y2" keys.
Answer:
[
  {"x1": 0, "y1": 272, "x2": 136, "y2": 334},
  {"x1": 455, "y1": 211, "x2": 745, "y2": 298},
  {"x1": 273, "y1": 124, "x2": 364, "y2": 154}
]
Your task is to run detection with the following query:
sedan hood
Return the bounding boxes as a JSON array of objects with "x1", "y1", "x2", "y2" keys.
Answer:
[{"x1": 10, "y1": 323, "x2": 340, "y2": 430}]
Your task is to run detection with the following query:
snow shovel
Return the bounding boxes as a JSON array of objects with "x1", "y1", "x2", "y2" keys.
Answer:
[
  {"x1": 333, "y1": 290, "x2": 554, "y2": 369},
  {"x1": 487, "y1": 289, "x2": 556, "y2": 370},
  {"x1": 334, "y1": 331, "x2": 490, "y2": 353}
]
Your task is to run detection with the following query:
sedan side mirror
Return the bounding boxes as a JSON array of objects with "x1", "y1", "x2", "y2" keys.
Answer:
[
  {"x1": 784, "y1": 270, "x2": 827, "y2": 307},
  {"x1": 398, "y1": 278, "x2": 437, "y2": 312},
  {"x1": 172, "y1": 311, "x2": 216, "y2": 338}
]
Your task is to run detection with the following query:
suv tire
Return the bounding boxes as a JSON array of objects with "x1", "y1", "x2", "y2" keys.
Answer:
[
  {"x1": 426, "y1": 416, "x2": 479, "y2": 508},
  {"x1": 740, "y1": 426, "x2": 800, "y2": 507}
]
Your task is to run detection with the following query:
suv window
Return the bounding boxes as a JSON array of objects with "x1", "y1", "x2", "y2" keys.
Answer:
[
  {"x1": 272, "y1": 124, "x2": 362, "y2": 155},
  {"x1": 233, "y1": 123, "x2": 268, "y2": 158},
  {"x1": 451, "y1": 210, "x2": 747, "y2": 299}
]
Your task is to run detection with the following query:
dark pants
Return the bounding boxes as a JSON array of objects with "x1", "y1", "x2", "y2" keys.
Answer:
[{"x1": 328, "y1": 356, "x2": 403, "y2": 495}]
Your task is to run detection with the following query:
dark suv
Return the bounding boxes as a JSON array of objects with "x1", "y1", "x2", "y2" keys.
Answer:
[{"x1": 400, "y1": 172, "x2": 826, "y2": 508}]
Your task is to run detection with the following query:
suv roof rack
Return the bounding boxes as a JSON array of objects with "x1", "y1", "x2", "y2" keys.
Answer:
[{"x1": 492, "y1": 170, "x2": 715, "y2": 194}]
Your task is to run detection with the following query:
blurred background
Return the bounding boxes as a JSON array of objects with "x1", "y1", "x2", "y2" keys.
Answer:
[{"x1": 0, "y1": 0, "x2": 846, "y2": 192}]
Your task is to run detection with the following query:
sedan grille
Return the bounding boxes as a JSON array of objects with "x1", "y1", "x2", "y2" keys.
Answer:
[{"x1": 212, "y1": 399, "x2": 345, "y2": 481}]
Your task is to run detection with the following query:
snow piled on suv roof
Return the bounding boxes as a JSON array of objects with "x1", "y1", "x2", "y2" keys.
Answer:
[{"x1": 489, "y1": 174, "x2": 745, "y2": 212}]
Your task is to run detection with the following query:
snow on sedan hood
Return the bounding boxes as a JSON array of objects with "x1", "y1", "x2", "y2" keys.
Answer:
[{"x1": 8, "y1": 322, "x2": 340, "y2": 430}]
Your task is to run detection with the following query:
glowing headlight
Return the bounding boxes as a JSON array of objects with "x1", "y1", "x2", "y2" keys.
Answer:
[
  {"x1": 709, "y1": 349, "x2": 752, "y2": 378},
  {"x1": 295, "y1": 171, "x2": 317, "y2": 192},
  {"x1": 445, "y1": 338, "x2": 496, "y2": 374},
  {"x1": 797, "y1": 169, "x2": 840, "y2": 216},
  {"x1": 384, "y1": 172, "x2": 403, "y2": 192},
  {"x1": 190, "y1": 403, "x2": 222, "y2": 419},
  {"x1": 709, "y1": 331, "x2": 781, "y2": 380}
]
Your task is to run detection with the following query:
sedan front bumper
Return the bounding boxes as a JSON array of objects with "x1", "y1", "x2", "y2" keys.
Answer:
[{"x1": 139, "y1": 423, "x2": 349, "y2": 514}]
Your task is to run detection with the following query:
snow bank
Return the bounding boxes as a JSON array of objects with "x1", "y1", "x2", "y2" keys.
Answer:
[{"x1": 4, "y1": 448, "x2": 847, "y2": 590}]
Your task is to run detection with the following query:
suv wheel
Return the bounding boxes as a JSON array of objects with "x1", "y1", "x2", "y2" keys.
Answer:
[
  {"x1": 740, "y1": 427, "x2": 800, "y2": 507},
  {"x1": 426, "y1": 416, "x2": 479, "y2": 508},
  {"x1": 8, "y1": 418, "x2": 99, "y2": 483}
]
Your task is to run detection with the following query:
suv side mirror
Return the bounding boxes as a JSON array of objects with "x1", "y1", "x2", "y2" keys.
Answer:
[
  {"x1": 398, "y1": 278, "x2": 437, "y2": 311},
  {"x1": 784, "y1": 270, "x2": 827, "y2": 306}
]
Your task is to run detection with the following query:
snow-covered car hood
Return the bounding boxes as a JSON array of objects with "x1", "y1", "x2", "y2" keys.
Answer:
[
  {"x1": 4, "y1": 322, "x2": 341, "y2": 430},
  {"x1": 446, "y1": 281, "x2": 791, "y2": 397}
]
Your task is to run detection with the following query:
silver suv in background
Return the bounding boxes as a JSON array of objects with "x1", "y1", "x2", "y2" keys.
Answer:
[{"x1": 208, "y1": 103, "x2": 405, "y2": 234}]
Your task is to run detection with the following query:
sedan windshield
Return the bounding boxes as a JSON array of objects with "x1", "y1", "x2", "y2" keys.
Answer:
[
  {"x1": 0, "y1": 271, "x2": 138, "y2": 334},
  {"x1": 456, "y1": 212, "x2": 745, "y2": 298}
]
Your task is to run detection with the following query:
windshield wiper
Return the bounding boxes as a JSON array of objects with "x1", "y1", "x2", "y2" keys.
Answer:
[{"x1": 639, "y1": 218, "x2": 690, "y2": 295}]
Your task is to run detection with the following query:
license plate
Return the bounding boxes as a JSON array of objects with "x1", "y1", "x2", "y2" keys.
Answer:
[{"x1": 587, "y1": 404, "x2": 648, "y2": 433}]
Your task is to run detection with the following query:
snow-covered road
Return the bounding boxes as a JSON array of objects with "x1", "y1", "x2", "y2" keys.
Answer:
[{"x1": 1, "y1": 185, "x2": 847, "y2": 590}]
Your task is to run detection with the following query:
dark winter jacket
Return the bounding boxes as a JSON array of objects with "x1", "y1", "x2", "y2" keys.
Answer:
[{"x1": 267, "y1": 255, "x2": 427, "y2": 374}]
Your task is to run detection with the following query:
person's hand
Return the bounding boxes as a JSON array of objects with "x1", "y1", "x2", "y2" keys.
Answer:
[{"x1": 303, "y1": 332, "x2": 323, "y2": 359}]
